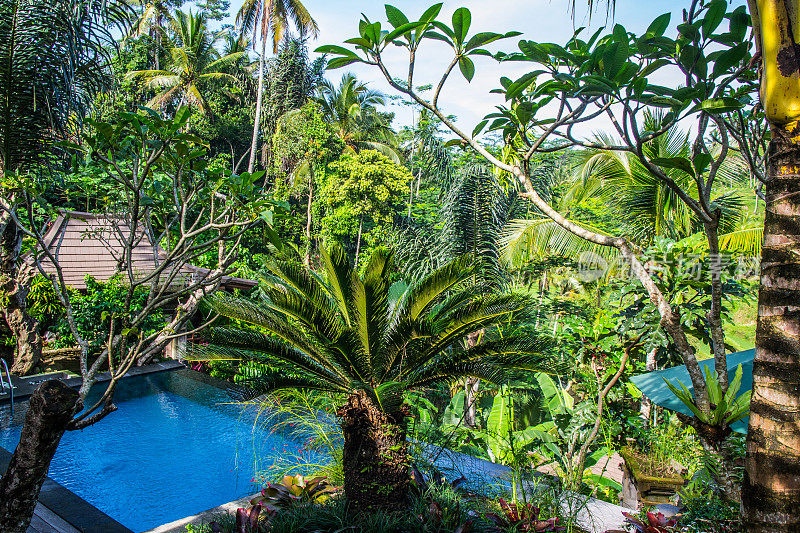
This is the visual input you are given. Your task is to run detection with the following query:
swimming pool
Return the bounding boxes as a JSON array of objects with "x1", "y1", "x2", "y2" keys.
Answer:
[{"x1": 0, "y1": 370, "x2": 309, "y2": 532}]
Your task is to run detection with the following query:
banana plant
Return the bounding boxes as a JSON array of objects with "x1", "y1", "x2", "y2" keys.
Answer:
[
  {"x1": 476, "y1": 385, "x2": 546, "y2": 465},
  {"x1": 663, "y1": 363, "x2": 750, "y2": 428}
]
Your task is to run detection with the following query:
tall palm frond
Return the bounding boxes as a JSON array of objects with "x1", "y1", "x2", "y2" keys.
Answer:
[
  {"x1": 440, "y1": 167, "x2": 514, "y2": 288},
  {"x1": 126, "y1": 9, "x2": 244, "y2": 114},
  {"x1": 500, "y1": 216, "x2": 619, "y2": 268},
  {"x1": 127, "y1": 0, "x2": 173, "y2": 39},
  {"x1": 315, "y1": 73, "x2": 400, "y2": 161},
  {"x1": 189, "y1": 245, "x2": 561, "y2": 410},
  {"x1": 0, "y1": 0, "x2": 130, "y2": 173},
  {"x1": 237, "y1": 0, "x2": 317, "y2": 54}
]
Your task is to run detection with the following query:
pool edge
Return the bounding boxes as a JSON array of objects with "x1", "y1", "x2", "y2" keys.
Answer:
[
  {"x1": 0, "y1": 360, "x2": 186, "y2": 403},
  {"x1": 0, "y1": 446, "x2": 134, "y2": 533}
]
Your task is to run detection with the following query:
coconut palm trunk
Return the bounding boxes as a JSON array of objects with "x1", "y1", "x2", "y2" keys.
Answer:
[
  {"x1": 247, "y1": 35, "x2": 268, "y2": 173},
  {"x1": 742, "y1": 128, "x2": 800, "y2": 530},
  {"x1": 742, "y1": 1, "x2": 800, "y2": 528},
  {"x1": 338, "y1": 390, "x2": 410, "y2": 512}
]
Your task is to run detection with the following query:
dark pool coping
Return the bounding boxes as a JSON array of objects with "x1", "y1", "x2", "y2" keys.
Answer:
[
  {"x1": 0, "y1": 447, "x2": 133, "y2": 533},
  {"x1": 0, "y1": 360, "x2": 185, "y2": 403}
]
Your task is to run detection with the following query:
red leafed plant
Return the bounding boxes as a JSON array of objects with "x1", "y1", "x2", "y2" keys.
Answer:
[
  {"x1": 610, "y1": 511, "x2": 680, "y2": 533},
  {"x1": 209, "y1": 504, "x2": 275, "y2": 533},
  {"x1": 487, "y1": 498, "x2": 564, "y2": 532}
]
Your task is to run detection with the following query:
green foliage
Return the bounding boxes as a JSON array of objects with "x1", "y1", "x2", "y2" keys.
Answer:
[
  {"x1": 613, "y1": 238, "x2": 756, "y2": 361},
  {"x1": 321, "y1": 150, "x2": 411, "y2": 255},
  {"x1": 51, "y1": 276, "x2": 164, "y2": 353},
  {"x1": 262, "y1": 38, "x2": 326, "y2": 150},
  {"x1": 251, "y1": 474, "x2": 336, "y2": 510},
  {"x1": 664, "y1": 364, "x2": 750, "y2": 428},
  {"x1": 272, "y1": 103, "x2": 341, "y2": 193}
]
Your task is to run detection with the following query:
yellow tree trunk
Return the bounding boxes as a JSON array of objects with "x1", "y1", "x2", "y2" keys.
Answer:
[{"x1": 745, "y1": 1, "x2": 800, "y2": 530}]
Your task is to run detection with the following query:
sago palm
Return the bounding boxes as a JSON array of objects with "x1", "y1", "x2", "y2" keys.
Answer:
[
  {"x1": 237, "y1": 0, "x2": 318, "y2": 172},
  {"x1": 192, "y1": 245, "x2": 555, "y2": 512},
  {"x1": 126, "y1": 10, "x2": 244, "y2": 114}
]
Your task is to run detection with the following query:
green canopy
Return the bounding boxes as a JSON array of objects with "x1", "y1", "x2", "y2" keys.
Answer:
[{"x1": 630, "y1": 349, "x2": 754, "y2": 434}]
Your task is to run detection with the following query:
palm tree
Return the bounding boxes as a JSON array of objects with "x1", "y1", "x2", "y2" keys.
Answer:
[
  {"x1": 316, "y1": 73, "x2": 400, "y2": 162},
  {"x1": 127, "y1": 0, "x2": 180, "y2": 69},
  {"x1": 192, "y1": 245, "x2": 554, "y2": 511},
  {"x1": 126, "y1": 10, "x2": 244, "y2": 114},
  {"x1": 236, "y1": 0, "x2": 318, "y2": 172}
]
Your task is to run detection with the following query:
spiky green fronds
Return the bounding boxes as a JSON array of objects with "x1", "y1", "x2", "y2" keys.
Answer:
[{"x1": 190, "y1": 245, "x2": 555, "y2": 409}]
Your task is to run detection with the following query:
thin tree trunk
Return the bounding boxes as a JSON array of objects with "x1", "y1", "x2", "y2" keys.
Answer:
[
  {"x1": 304, "y1": 170, "x2": 313, "y2": 267},
  {"x1": 743, "y1": 128, "x2": 800, "y2": 530},
  {"x1": 354, "y1": 214, "x2": 363, "y2": 265},
  {"x1": 247, "y1": 35, "x2": 268, "y2": 174},
  {"x1": 463, "y1": 330, "x2": 482, "y2": 428},
  {"x1": 0, "y1": 381, "x2": 80, "y2": 533},
  {"x1": 639, "y1": 347, "x2": 657, "y2": 426},
  {"x1": 337, "y1": 390, "x2": 409, "y2": 512}
]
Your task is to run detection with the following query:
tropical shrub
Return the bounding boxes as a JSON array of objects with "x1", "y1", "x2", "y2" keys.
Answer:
[{"x1": 51, "y1": 276, "x2": 164, "y2": 354}]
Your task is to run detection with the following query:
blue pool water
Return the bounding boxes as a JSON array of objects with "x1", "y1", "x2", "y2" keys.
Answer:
[{"x1": 0, "y1": 370, "x2": 309, "y2": 532}]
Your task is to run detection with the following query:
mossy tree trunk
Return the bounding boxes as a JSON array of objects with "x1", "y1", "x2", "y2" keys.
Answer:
[
  {"x1": 0, "y1": 380, "x2": 79, "y2": 533},
  {"x1": 743, "y1": 128, "x2": 800, "y2": 530},
  {"x1": 0, "y1": 200, "x2": 42, "y2": 375},
  {"x1": 337, "y1": 390, "x2": 410, "y2": 512}
]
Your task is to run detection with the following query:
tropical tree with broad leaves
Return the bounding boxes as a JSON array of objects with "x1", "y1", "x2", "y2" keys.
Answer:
[{"x1": 318, "y1": 0, "x2": 764, "y2": 509}]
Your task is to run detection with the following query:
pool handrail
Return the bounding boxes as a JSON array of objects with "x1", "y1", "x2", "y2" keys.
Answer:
[{"x1": 0, "y1": 359, "x2": 13, "y2": 414}]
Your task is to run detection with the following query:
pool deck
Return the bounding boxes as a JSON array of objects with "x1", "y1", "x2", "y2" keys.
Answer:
[
  {"x1": 0, "y1": 360, "x2": 185, "y2": 403},
  {"x1": 28, "y1": 503, "x2": 80, "y2": 533},
  {"x1": 142, "y1": 493, "x2": 258, "y2": 533}
]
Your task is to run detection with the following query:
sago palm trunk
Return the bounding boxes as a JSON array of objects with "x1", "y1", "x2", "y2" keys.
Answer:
[
  {"x1": 743, "y1": 128, "x2": 800, "y2": 530},
  {"x1": 247, "y1": 35, "x2": 268, "y2": 174},
  {"x1": 337, "y1": 390, "x2": 410, "y2": 512}
]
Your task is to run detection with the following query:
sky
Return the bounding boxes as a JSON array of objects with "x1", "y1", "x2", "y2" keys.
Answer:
[{"x1": 221, "y1": 0, "x2": 750, "y2": 135}]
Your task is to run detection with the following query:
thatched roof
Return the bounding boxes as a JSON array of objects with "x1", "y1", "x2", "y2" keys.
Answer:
[{"x1": 37, "y1": 211, "x2": 256, "y2": 291}]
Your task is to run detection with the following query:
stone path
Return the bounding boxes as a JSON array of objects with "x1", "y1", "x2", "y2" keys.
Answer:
[{"x1": 143, "y1": 494, "x2": 257, "y2": 533}]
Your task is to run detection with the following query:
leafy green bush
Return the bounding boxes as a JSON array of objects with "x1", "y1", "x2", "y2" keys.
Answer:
[{"x1": 51, "y1": 275, "x2": 164, "y2": 354}]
